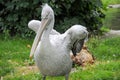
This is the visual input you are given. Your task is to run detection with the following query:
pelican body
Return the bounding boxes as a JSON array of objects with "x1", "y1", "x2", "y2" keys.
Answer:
[{"x1": 29, "y1": 4, "x2": 88, "y2": 80}]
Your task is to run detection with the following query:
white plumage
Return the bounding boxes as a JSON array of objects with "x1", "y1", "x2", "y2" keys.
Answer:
[
  {"x1": 28, "y1": 20, "x2": 60, "y2": 35},
  {"x1": 28, "y1": 4, "x2": 88, "y2": 80}
]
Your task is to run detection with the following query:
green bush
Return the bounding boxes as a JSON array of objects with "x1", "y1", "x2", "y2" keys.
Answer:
[{"x1": 0, "y1": 0, "x2": 104, "y2": 37}]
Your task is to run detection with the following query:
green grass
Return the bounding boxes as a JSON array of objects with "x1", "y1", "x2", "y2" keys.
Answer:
[
  {"x1": 88, "y1": 37, "x2": 120, "y2": 60},
  {"x1": 0, "y1": 36, "x2": 120, "y2": 80},
  {"x1": 0, "y1": 37, "x2": 33, "y2": 76},
  {"x1": 101, "y1": 0, "x2": 120, "y2": 30},
  {"x1": 0, "y1": 38, "x2": 32, "y2": 63},
  {"x1": 102, "y1": 0, "x2": 120, "y2": 6},
  {"x1": 102, "y1": 8, "x2": 120, "y2": 30}
]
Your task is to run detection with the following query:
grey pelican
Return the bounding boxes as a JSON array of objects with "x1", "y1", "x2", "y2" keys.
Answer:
[{"x1": 29, "y1": 4, "x2": 88, "y2": 80}]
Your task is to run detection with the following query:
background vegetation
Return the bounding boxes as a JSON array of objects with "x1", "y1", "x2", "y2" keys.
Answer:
[
  {"x1": 101, "y1": 0, "x2": 120, "y2": 30},
  {"x1": 0, "y1": 0, "x2": 104, "y2": 37},
  {"x1": 102, "y1": 0, "x2": 120, "y2": 6},
  {"x1": 103, "y1": 8, "x2": 120, "y2": 30}
]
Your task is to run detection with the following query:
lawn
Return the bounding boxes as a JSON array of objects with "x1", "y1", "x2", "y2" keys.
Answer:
[
  {"x1": 101, "y1": 0, "x2": 120, "y2": 30},
  {"x1": 102, "y1": 0, "x2": 120, "y2": 6},
  {"x1": 0, "y1": 36, "x2": 120, "y2": 80},
  {"x1": 102, "y1": 8, "x2": 120, "y2": 30}
]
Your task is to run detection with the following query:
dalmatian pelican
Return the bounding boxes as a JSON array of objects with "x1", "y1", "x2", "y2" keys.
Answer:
[{"x1": 29, "y1": 3, "x2": 88, "y2": 80}]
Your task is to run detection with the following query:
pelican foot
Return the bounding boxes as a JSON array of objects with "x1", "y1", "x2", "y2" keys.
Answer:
[
  {"x1": 65, "y1": 74, "x2": 69, "y2": 80},
  {"x1": 42, "y1": 76, "x2": 46, "y2": 80}
]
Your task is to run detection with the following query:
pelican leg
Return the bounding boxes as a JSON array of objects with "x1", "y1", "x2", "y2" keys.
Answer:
[
  {"x1": 65, "y1": 74, "x2": 69, "y2": 80},
  {"x1": 42, "y1": 76, "x2": 46, "y2": 80}
]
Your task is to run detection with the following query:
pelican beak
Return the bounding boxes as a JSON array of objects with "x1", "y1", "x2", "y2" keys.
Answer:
[{"x1": 29, "y1": 18, "x2": 49, "y2": 59}]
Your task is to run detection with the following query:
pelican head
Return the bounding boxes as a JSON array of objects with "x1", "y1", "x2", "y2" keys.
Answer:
[{"x1": 30, "y1": 4, "x2": 54, "y2": 58}]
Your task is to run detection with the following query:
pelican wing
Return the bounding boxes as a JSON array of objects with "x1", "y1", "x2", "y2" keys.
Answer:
[
  {"x1": 28, "y1": 20, "x2": 41, "y2": 33},
  {"x1": 71, "y1": 39, "x2": 84, "y2": 56},
  {"x1": 65, "y1": 25, "x2": 88, "y2": 56},
  {"x1": 28, "y1": 20, "x2": 60, "y2": 35}
]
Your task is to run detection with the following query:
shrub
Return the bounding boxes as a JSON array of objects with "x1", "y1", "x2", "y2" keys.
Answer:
[{"x1": 0, "y1": 0, "x2": 104, "y2": 37}]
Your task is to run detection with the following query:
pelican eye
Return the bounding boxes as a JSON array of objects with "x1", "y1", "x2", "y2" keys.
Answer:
[
  {"x1": 41, "y1": 17, "x2": 48, "y2": 19},
  {"x1": 41, "y1": 12, "x2": 50, "y2": 19}
]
